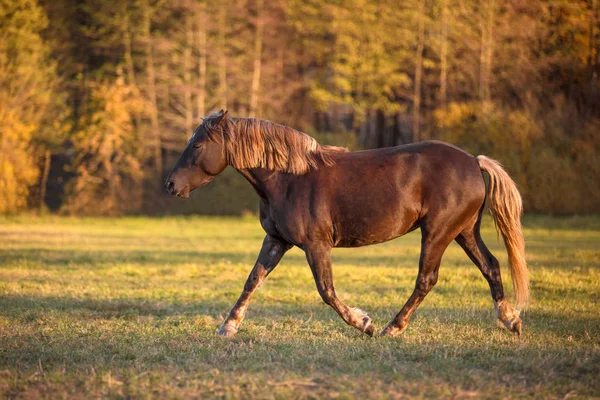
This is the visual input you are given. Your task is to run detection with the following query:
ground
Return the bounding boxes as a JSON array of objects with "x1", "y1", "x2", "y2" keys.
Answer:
[{"x1": 0, "y1": 215, "x2": 598, "y2": 399}]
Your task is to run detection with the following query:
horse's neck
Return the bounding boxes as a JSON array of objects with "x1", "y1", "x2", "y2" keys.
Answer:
[{"x1": 236, "y1": 168, "x2": 282, "y2": 201}]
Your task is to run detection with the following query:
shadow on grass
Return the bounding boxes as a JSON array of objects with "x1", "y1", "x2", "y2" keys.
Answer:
[
  {"x1": 4, "y1": 245, "x2": 591, "y2": 274},
  {"x1": 2, "y1": 293, "x2": 598, "y2": 338},
  {"x1": 0, "y1": 247, "x2": 427, "y2": 269},
  {"x1": 0, "y1": 248, "x2": 259, "y2": 268},
  {"x1": 0, "y1": 293, "x2": 231, "y2": 319}
]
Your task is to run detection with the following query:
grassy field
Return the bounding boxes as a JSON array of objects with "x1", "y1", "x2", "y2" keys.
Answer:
[{"x1": 0, "y1": 215, "x2": 599, "y2": 399}]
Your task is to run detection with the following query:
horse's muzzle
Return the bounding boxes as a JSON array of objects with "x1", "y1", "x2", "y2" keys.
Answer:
[{"x1": 166, "y1": 180, "x2": 190, "y2": 198}]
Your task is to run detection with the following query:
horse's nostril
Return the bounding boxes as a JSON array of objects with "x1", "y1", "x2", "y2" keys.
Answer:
[{"x1": 166, "y1": 181, "x2": 175, "y2": 193}]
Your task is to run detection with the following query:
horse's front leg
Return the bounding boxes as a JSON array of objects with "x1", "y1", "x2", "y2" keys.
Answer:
[
  {"x1": 218, "y1": 235, "x2": 291, "y2": 337},
  {"x1": 305, "y1": 244, "x2": 376, "y2": 336}
]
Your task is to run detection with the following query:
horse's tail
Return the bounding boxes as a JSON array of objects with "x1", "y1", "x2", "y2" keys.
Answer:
[{"x1": 476, "y1": 155, "x2": 529, "y2": 308}]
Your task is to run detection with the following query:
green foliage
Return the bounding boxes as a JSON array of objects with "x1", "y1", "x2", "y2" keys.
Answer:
[{"x1": 291, "y1": 1, "x2": 412, "y2": 117}]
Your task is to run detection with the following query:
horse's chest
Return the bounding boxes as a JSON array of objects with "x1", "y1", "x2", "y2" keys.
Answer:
[{"x1": 258, "y1": 205, "x2": 300, "y2": 244}]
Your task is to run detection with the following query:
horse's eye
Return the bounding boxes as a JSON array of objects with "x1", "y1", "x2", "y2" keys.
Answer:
[{"x1": 193, "y1": 143, "x2": 202, "y2": 149}]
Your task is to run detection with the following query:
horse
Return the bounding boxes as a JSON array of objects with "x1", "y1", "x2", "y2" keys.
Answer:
[{"x1": 165, "y1": 110, "x2": 529, "y2": 338}]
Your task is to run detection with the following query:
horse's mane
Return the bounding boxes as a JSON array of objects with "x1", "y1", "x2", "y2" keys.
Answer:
[{"x1": 202, "y1": 112, "x2": 348, "y2": 174}]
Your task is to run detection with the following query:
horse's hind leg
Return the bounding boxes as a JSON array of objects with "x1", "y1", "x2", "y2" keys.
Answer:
[
  {"x1": 455, "y1": 220, "x2": 522, "y2": 335},
  {"x1": 380, "y1": 228, "x2": 453, "y2": 337}
]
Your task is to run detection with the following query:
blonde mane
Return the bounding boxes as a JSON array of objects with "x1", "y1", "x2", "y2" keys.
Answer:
[{"x1": 203, "y1": 113, "x2": 347, "y2": 174}]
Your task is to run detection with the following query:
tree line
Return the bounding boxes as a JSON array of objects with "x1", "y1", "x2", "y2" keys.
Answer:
[{"x1": 1, "y1": 0, "x2": 599, "y2": 215}]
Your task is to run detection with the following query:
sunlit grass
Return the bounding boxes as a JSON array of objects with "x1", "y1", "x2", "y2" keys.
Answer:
[{"x1": 0, "y1": 215, "x2": 599, "y2": 398}]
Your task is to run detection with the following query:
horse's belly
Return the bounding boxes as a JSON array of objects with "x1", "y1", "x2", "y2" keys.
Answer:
[
  {"x1": 336, "y1": 232, "x2": 403, "y2": 247},
  {"x1": 334, "y1": 210, "x2": 418, "y2": 247}
]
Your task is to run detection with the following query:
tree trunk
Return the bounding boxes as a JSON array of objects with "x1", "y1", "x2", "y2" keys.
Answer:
[
  {"x1": 440, "y1": 0, "x2": 448, "y2": 109},
  {"x1": 413, "y1": 0, "x2": 425, "y2": 142},
  {"x1": 596, "y1": 0, "x2": 600, "y2": 88},
  {"x1": 197, "y1": 3, "x2": 207, "y2": 118},
  {"x1": 142, "y1": 0, "x2": 162, "y2": 178},
  {"x1": 588, "y1": 0, "x2": 598, "y2": 88},
  {"x1": 39, "y1": 150, "x2": 51, "y2": 212},
  {"x1": 392, "y1": 112, "x2": 401, "y2": 146},
  {"x1": 123, "y1": 12, "x2": 137, "y2": 88},
  {"x1": 365, "y1": 108, "x2": 373, "y2": 147},
  {"x1": 479, "y1": 0, "x2": 495, "y2": 102},
  {"x1": 249, "y1": 0, "x2": 264, "y2": 118},
  {"x1": 122, "y1": 10, "x2": 143, "y2": 131},
  {"x1": 376, "y1": 109, "x2": 386, "y2": 148},
  {"x1": 184, "y1": 13, "x2": 193, "y2": 133},
  {"x1": 218, "y1": 5, "x2": 228, "y2": 111}
]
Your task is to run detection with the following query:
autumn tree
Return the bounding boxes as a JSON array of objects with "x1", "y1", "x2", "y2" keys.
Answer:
[
  {"x1": 66, "y1": 73, "x2": 146, "y2": 215},
  {"x1": 3, "y1": 0, "x2": 596, "y2": 215},
  {"x1": 0, "y1": 0, "x2": 62, "y2": 213}
]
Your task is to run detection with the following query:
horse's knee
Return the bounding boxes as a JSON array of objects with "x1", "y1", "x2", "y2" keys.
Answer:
[{"x1": 416, "y1": 271, "x2": 438, "y2": 293}]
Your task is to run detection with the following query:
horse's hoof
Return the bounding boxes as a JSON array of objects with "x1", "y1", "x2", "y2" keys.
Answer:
[
  {"x1": 496, "y1": 317, "x2": 522, "y2": 336},
  {"x1": 217, "y1": 323, "x2": 238, "y2": 337},
  {"x1": 378, "y1": 324, "x2": 403, "y2": 337},
  {"x1": 510, "y1": 318, "x2": 522, "y2": 336},
  {"x1": 362, "y1": 317, "x2": 375, "y2": 337}
]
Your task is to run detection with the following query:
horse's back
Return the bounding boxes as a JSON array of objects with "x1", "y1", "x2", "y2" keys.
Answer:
[
  {"x1": 323, "y1": 141, "x2": 485, "y2": 245},
  {"x1": 265, "y1": 140, "x2": 486, "y2": 247},
  {"x1": 330, "y1": 140, "x2": 482, "y2": 185}
]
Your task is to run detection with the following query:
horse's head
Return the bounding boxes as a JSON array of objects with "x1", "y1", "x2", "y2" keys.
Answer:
[{"x1": 165, "y1": 110, "x2": 229, "y2": 198}]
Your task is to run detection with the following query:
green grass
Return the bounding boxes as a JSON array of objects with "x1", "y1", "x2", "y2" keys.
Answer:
[{"x1": 0, "y1": 214, "x2": 599, "y2": 398}]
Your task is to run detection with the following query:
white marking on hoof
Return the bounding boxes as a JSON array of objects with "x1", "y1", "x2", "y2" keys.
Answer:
[
  {"x1": 379, "y1": 324, "x2": 404, "y2": 337},
  {"x1": 351, "y1": 307, "x2": 368, "y2": 319},
  {"x1": 494, "y1": 299, "x2": 520, "y2": 319},
  {"x1": 217, "y1": 322, "x2": 238, "y2": 337},
  {"x1": 494, "y1": 299, "x2": 523, "y2": 335},
  {"x1": 350, "y1": 308, "x2": 375, "y2": 336}
]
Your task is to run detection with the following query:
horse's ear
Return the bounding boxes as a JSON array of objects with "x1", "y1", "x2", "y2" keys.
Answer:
[
  {"x1": 206, "y1": 110, "x2": 228, "y2": 143},
  {"x1": 216, "y1": 109, "x2": 228, "y2": 127}
]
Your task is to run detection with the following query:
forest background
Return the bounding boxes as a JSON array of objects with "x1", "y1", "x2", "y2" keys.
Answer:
[{"x1": 1, "y1": 0, "x2": 599, "y2": 216}]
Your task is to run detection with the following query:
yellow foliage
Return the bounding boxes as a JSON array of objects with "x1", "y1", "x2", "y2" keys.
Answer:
[
  {"x1": 0, "y1": 110, "x2": 39, "y2": 213},
  {"x1": 0, "y1": 0, "x2": 56, "y2": 213},
  {"x1": 65, "y1": 74, "x2": 147, "y2": 215},
  {"x1": 435, "y1": 101, "x2": 599, "y2": 213},
  {"x1": 435, "y1": 101, "x2": 538, "y2": 205}
]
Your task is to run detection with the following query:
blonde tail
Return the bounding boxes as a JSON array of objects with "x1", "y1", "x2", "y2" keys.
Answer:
[{"x1": 477, "y1": 155, "x2": 529, "y2": 308}]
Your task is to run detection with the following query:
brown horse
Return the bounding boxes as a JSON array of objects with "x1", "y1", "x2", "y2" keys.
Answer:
[{"x1": 166, "y1": 110, "x2": 529, "y2": 337}]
